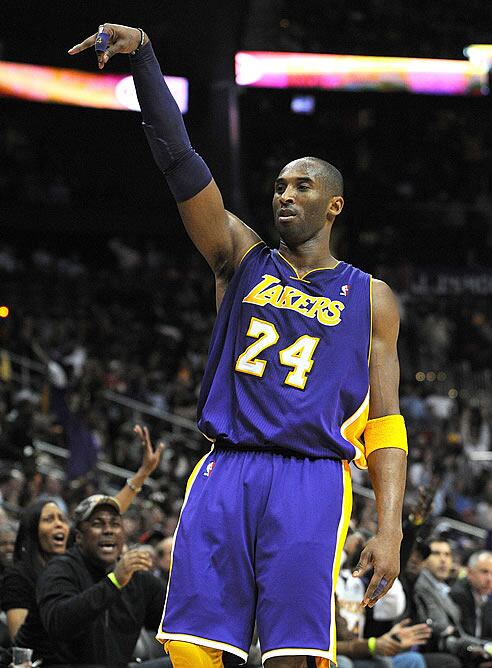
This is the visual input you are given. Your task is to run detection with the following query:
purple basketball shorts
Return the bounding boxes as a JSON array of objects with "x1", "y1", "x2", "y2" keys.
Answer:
[{"x1": 156, "y1": 447, "x2": 352, "y2": 665}]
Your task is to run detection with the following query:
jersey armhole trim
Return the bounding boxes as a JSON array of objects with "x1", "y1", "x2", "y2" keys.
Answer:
[
  {"x1": 368, "y1": 275, "x2": 373, "y2": 366},
  {"x1": 238, "y1": 241, "x2": 265, "y2": 266}
]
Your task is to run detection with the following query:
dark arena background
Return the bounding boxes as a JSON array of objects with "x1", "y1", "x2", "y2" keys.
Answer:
[{"x1": 1, "y1": 1, "x2": 491, "y2": 665}]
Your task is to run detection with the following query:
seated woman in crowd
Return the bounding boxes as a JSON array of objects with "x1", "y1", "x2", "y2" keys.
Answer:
[{"x1": 0, "y1": 425, "x2": 163, "y2": 652}]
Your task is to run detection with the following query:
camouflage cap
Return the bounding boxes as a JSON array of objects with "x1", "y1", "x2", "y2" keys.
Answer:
[{"x1": 73, "y1": 494, "x2": 120, "y2": 527}]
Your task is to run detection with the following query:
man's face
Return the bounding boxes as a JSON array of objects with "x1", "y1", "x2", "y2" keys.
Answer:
[
  {"x1": 76, "y1": 506, "x2": 124, "y2": 567},
  {"x1": 272, "y1": 159, "x2": 343, "y2": 246},
  {"x1": 467, "y1": 554, "x2": 492, "y2": 596},
  {"x1": 425, "y1": 541, "x2": 453, "y2": 581},
  {"x1": 405, "y1": 549, "x2": 425, "y2": 581},
  {"x1": 0, "y1": 529, "x2": 15, "y2": 567},
  {"x1": 156, "y1": 536, "x2": 173, "y2": 574}
]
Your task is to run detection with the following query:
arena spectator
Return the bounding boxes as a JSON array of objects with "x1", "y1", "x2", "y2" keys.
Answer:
[
  {"x1": 414, "y1": 539, "x2": 492, "y2": 666},
  {"x1": 36, "y1": 494, "x2": 167, "y2": 667},
  {"x1": 0, "y1": 525, "x2": 15, "y2": 578},
  {"x1": 335, "y1": 601, "x2": 430, "y2": 667},
  {"x1": 0, "y1": 427, "x2": 163, "y2": 654},
  {"x1": 0, "y1": 523, "x2": 15, "y2": 647},
  {"x1": 1, "y1": 498, "x2": 70, "y2": 656},
  {"x1": 154, "y1": 535, "x2": 173, "y2": 582},
  {"x1": 450, "y1": 551, "x2": 492, "y2": 640}
]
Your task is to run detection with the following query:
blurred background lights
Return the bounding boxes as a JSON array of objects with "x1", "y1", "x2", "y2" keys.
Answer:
[
  {"x1": 291, "y1": 94, "x2": 316, "y2": 114},
  {"x1": 463, "y1": 44, "x2": 492, "y2": 67},
  {"x1": 0, "y1": 306, "x2": 10, "y2": 318}
]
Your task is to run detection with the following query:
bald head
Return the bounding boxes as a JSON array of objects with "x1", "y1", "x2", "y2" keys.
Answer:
[{"x1": 280, "y1": 157, "x2": 344, "y2": 198}]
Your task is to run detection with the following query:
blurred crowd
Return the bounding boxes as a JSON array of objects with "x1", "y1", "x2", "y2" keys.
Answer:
[{"x1": 242, "y1": 0, "x2": 492, "y2": 59}]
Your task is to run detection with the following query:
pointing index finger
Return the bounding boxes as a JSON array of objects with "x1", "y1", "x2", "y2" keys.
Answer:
[{"x1": 68, "y1": 32, "x2": 98, "y2": 55}]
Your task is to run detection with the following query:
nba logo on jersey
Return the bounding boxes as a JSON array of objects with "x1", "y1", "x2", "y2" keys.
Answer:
[
  {"x1": 340, "y1": 284, "x2": 350, "y2": 297},
  {"x1": 203, "y1": 461, "x2": 216, "y2": 477}
]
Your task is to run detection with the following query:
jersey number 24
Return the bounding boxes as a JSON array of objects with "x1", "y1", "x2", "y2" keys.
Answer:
[{"x1": 235, "y1": 316, "x2": 319, "y2": 390}]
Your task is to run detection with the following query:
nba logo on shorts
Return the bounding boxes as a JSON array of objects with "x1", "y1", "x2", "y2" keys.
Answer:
[
  {"x1": 203, "y1": 461, "x2": 216, "y2": 477},
  {"x1": 340, "y1": 284, "x2": 350, "y2": 297}
]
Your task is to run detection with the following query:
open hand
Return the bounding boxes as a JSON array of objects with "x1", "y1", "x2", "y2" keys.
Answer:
[
  {"x1": 68, "y1": 23, "x2": 149, "y2": 69},
  {"x1": 375, "y1": 634, "x2": 402, "y2": 656},
  {"x1": 389, "y1": 618, "x2": 432, "y2": 649},
  {"x1": 134, "y1": 424, "x2": 165, "y2": 477}
]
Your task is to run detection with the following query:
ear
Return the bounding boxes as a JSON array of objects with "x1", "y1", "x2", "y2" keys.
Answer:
[
  {"x1": 75, "y1": 529, "x2": 82, "y2": 545},
  {"x1": 327, "y1": 196, "x2": 344, "y2": 218}
]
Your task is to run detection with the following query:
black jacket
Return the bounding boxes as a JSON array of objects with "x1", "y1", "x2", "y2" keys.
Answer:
[
  {"x1": 1, "y1": 561, "x2": 53, "y2": 661},
  {"x1": 37, "y1": 546, "x2": 165, "y2": 667},
  {"x1": 450, "y1": 577, "x2": 492, "y2": 640}
]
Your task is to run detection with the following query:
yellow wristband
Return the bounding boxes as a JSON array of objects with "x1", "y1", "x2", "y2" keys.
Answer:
[
  {"x1": 368, "y1": 637, "x2": 377, "y2": 656},
  {"x1": 107, "y1": 572, "x2": 122, "y2": 590},
  {"x1": 364, "y1": 414, "x2": 408, "y2": 458}
]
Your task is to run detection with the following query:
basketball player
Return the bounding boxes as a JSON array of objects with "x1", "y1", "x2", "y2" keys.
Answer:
[{"x1": 69, "y1": 24, "x2": 408, "y2": 668}]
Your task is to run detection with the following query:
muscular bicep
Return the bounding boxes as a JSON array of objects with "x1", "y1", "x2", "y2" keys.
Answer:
[
  {"x1": 177, "y1": 180, "x2": 260, "y2": 276},
  {"x1": 369, "y1": 279, "x2": 401, "y2": 419}
]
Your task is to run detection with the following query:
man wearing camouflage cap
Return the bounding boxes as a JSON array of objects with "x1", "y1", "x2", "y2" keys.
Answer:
[{"x1": 36, "y1": 495, "x2": 167, "y2": 667}]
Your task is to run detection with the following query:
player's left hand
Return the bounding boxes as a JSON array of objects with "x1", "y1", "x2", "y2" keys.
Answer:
[
  {"x1": 134, "y1": 424, "x2": 165, "y2": 477},
  {"x1": 352, "y1": 532, "x2": 402, "y2": 607}
]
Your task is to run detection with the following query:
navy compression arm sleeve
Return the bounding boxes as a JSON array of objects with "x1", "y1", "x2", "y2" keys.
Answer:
[{"x1": 129, "y1": 42, "x2": 212, "y2": 202}]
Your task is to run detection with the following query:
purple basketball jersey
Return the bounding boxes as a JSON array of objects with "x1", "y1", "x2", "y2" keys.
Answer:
[{"x1": 198, "y1": 243, "x2": 372, "y2": 464}]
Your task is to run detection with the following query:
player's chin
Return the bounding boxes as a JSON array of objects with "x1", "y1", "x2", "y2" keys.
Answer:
[{"x1": 275, "y1": 223, "x2": 306, "y2": 246}]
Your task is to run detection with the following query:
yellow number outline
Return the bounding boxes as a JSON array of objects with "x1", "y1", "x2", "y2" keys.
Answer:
[
  {"x1": 235, "y1": 317, "x2": 319, "y2": 389},
  {"x1": 279, "y1": 334, "x2": 320, "y2": 389},
  {"x1": 235, "y1": 317, "x2": 280, "y2": 377}
]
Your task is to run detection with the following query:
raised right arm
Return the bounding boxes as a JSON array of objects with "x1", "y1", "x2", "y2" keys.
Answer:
[{"x1": 69, "y1": 24, "x2": 259, "y2": 278}]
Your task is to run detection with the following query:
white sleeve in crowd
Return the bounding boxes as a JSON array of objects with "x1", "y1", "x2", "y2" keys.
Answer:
[{"x1": 48, "y1": 360, "x2": 68, "y2": 389}]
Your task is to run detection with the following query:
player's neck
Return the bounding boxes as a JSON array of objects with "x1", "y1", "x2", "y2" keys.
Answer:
[{"x1": 278, "y1": 239, "x2": 338, "y2": 277}]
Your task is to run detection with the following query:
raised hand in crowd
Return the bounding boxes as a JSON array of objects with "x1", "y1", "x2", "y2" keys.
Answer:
[
  {"x1": 408, "y1": 485, "x2": 436, "y2": 527},
  {"x1": 114, "y1": 424, "x2": 165, "y2": 513},
  {"x1": 134, "y1": 424, "x2": 165, "y2": 478}
]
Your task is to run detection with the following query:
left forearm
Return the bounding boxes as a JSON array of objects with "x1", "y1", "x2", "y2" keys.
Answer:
[
  {"x1": 114, "y1": 426, "x2": 164, "y2": 513},
  {"x1": 367, "y1": 448, "x2": 407, "y2": 536},
  {"x1": 114, "y1": 470, "x2": 146, "y2": 514}
]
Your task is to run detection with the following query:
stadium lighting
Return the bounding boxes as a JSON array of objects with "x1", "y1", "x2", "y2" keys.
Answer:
[
  {"x1": 0, "y1": 61, "x2": 188, "y2": 112},
  {"x1": 235, "y1": 51, "x2": 490, "y2": 95},
  {"x1": 464, "y1": 44, "x2": 492, "y2": 68}
]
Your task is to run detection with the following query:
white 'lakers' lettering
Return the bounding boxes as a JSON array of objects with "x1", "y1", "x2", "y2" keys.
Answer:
[{"x1": 243, "y1": 274, "x2": 345, "y2": 326}]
